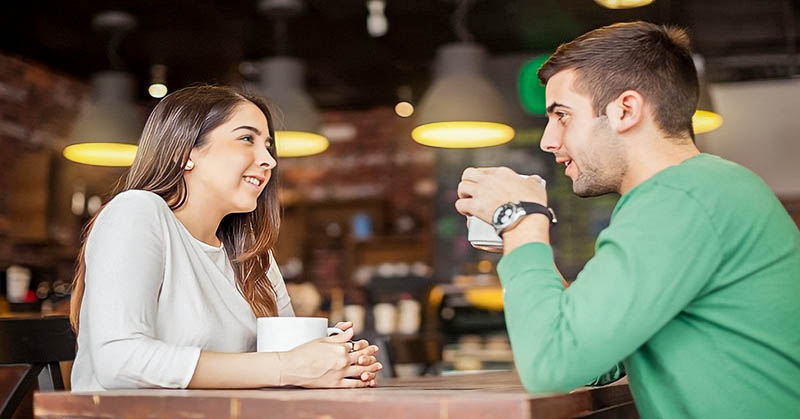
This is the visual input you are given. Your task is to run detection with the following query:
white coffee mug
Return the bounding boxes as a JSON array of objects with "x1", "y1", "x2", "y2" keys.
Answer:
[
  {"x1": 467, "y1": 175, "x2": 546, "y2": 252},
  {"x1": 257, "y1": 317, "x2": 344, "y2": 352},
  {"x1": 396, "y1": 299, "x2": 421, "y2": 334},
  {"x1": 6, "y1": 265, "x2": 31, "y2": 303},
  {"x1": 343, "y1": 304, "x2": 366, "y2": 335},
  {"x1": 373, "y1": 303, "x2": 397, "y2": 335}
]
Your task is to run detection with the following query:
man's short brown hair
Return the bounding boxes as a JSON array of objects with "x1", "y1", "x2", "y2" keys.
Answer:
[{"x1": 538, "y1": 21, "x2": 698, "y2": 139}]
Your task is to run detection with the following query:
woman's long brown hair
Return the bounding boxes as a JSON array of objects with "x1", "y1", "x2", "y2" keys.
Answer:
[{"x1": 70, "y1": 86, "x2": 281, "y2": 333}]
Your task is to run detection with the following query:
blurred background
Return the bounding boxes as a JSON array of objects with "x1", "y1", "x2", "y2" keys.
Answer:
[{"x1": 1, "y1": 0, "x2": 799, "y2": 379}]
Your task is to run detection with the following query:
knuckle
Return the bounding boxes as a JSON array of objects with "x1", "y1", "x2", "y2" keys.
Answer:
[{"x1": 463, "y1": 167, "x2": 477, "y2": 178}]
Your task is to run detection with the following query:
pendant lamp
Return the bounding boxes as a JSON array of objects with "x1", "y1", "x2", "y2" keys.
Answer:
[
  {"x1": 412, "y1": 0, "x2": 514, "y2": 148},
  {"x1": 413, "y1": 43, "x2": 514, "y2": 148},
  {"x1": 594, "y1": 0, "x2": 654, "y2": 9},
  {"x1": 692, "y1": 55, "x2": 723, "y2": 135},
  {"x1": 258, "y1": 57, "x2": 329, "y2": 157},
  {"x1": 64, "y1": 71, "x2": 141, "y2": 166},
  {"x1": 63, "y1": 11, "x2": 142, "y2": 167}
]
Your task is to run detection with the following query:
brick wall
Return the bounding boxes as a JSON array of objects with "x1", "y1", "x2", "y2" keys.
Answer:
[{"x1": 0, "y1": 52, "x2": 87, "y2": 243}]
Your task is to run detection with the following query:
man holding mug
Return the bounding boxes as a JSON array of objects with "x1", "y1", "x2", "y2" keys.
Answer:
[{"x1": 455, "y1": 21, "x2": 800, "y2": 418}]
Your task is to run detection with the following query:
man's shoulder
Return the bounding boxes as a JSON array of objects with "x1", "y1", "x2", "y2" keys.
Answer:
[{"x1": 650, "y1": 154, "x2": 772, "y2": 205}]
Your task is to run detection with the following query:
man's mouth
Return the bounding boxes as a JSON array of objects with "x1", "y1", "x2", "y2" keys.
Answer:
[{"x1": 557, "y1": 158, "x2": 575, "y2": 177}]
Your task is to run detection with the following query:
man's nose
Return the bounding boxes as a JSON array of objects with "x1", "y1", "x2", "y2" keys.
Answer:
[{"x1": 539, "y1": 121, "x2": 561, "y2": 153}]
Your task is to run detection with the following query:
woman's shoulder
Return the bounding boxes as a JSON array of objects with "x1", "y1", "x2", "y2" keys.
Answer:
[
  {"x1": 96, "y1": 190, "x2": 171, "y2": 226},
  {"x1": 88, "y1": 191, "x2": 172, "y2": 250},
  {"x1": 105, "y1": 190, "x2": 169, "y2": 213}
]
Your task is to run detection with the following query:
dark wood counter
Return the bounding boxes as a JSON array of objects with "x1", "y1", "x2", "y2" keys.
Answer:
[{"x1": 34, "y1": 371, "x2": 636, "y2": 419}]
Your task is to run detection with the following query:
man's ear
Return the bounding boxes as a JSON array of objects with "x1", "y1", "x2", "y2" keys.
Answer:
[{"x1": 605, "y1": 90, "x2": 645, "y2": 134}]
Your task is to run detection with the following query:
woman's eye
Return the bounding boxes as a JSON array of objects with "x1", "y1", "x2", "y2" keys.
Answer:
[{"x1": 241, "y1": 135, "x2": 254, "y2": 143}]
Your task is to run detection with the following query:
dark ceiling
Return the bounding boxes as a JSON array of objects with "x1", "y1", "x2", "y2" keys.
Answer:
[{"x1": 2, "y1": 0, "x2": 798, "y2": 109}]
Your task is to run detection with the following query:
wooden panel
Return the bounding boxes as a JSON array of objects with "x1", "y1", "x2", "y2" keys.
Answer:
[
  {"x1": 6, "y1": 152, "x2": 50, "y2": 242},
  {"x1": 34, "y1": 372, "x2": 635, "y2": 419}
]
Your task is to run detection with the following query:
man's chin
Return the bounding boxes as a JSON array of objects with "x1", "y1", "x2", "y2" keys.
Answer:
[{"x1": 572, "y1": 181, "x2": 614, "y2": 198}]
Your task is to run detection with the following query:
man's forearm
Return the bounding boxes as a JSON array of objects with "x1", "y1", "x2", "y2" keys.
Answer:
[
  {"x1": 502, "y1": 214, "x2": 551, "y2": 253},
  {"x1": 501, "y1": 215, "x2": 570, "y2": 288}
]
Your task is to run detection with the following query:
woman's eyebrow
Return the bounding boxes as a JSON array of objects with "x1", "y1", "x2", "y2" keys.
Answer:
[{"x1": 232, "y1": 125, "x2": 262, "y2": 136}]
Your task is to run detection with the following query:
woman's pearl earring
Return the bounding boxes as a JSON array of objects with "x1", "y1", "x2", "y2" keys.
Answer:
[{"x1": 184, "y1": 160, "x2": 195, "y2": 171}]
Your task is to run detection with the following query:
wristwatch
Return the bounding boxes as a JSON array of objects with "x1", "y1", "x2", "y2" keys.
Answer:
[{"x1": 491, "y1": 201, "x2": 557, "y2": 236}]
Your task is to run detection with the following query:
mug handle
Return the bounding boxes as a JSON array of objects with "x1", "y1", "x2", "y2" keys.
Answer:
[{"x1": 327, "y1": 327, "x2": 345, "y2": 336}]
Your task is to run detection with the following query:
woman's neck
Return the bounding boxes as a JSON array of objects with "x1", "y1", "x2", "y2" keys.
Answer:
[{"x1": 173, "y1": 191, "x2": 226, "y2": 247}]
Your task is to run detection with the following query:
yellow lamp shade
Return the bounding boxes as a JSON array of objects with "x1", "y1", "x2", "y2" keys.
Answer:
[
  {"x1": 63, "y1": 143, "x2": 138, "y2": 167},
  {"x1": 275, "y1": 131, "x2": 329, "y2": 157},
  {"x1": 692, "y1": 110, "x2": 723, "y2": 134},
  {"x1": 412, "y1": 121, "x2": 515, "y2": 148},
  {"x1": 464, "y1": 287, "x2": 505, "y2": 312},
  {"x1": 594, "y1": 0, "x2": 654, "y2": 9}
]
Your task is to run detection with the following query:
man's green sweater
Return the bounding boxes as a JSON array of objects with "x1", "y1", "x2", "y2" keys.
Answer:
[{"x1": 498, "y1": 154, "x2": 800, "y2": 418}]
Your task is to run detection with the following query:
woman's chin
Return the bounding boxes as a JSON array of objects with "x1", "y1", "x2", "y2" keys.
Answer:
[{"x1": 229, "y1": 200, "x2": 258, "y2": 214}]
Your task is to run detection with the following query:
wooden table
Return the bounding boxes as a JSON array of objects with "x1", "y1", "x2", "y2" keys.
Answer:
[{"x1": 34, "y1": 372, "x2": 636, "y2": 419}]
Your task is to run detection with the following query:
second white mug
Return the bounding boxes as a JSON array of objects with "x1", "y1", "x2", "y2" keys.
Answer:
[{"x1": 257, "y1": 317, "x2": 343, "y2": 352}]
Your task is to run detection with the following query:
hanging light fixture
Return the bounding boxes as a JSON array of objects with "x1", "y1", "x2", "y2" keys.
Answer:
[
  {"x1": 148, "y1": 64, "x2": 168, "y2": 99},
  {"x1": 65, "y1": 71, "x2": 141, "y2": 166},
  {"x1": 257, "y1": 57, "x2": 329, "y2": 157},
  {"x1": 594, "y1": 0, "x2": 654, "y2": 9},
  {"x1": 692, "y1": 55, "x2": 723, "y2": 135},
  {"x1": 412, "y1": 0, "x2": 514, "y2": 148},
  {"x1": 255, "y1": 0, "x2": 329, "y2": 158},
  {"x1": 63, "y1": 11, "x2": 142, "y2": 167},
  {"x1": 394, "y1": 85, "x2": 414, "y2": 118}
]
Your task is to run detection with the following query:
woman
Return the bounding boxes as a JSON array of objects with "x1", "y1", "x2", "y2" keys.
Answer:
[{"x1": 69, "y1": 86, "x2": 381, "y2": 391}]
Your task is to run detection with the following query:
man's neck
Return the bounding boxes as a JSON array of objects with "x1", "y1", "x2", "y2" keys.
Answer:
[
  {"x1": 619, "y1": 136, "x2": 700, "y2": 195},
  {"x1": 173, "y1": 190, "x2": 225, "y2": 247}
]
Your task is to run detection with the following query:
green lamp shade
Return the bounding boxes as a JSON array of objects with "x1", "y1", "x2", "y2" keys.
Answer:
[{"x1": 518, "y1": 53, "x2": 551, "y2": 116}]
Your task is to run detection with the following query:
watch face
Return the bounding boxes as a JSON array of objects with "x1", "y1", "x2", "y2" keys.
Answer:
[{"x1": 493, "y1": 203, "x2": 516, "y2": 227}]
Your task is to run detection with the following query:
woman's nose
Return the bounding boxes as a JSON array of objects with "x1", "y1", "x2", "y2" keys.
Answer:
[{"x1": 257, "y1": 147, "x2": 277, "y2": 170}]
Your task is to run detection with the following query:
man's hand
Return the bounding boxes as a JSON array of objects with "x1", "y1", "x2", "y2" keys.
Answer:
[{"x1": 455, "y1": 166, "x2": 548, "y2": 223}]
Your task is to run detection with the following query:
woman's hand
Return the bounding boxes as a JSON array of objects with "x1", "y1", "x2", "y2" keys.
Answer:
[
  {"x1": 333, "y1": 322, "x2": 381, "y2": 376},
  {"x1": 278, "y1": 327, "x2": 382, "y2": 388}
]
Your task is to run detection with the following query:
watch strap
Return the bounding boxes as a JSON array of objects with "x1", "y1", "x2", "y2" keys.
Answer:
[{"x1": 518, "y1": 201, "x2": 557, "y2": 224}]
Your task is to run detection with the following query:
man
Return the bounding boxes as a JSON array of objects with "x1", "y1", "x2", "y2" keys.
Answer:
[{"x1": 455, "y1": 21, "x2": 800, "y2": 418}]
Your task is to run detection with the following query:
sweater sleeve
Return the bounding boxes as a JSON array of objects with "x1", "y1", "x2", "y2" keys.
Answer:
[
  {"x1": 497, "y1": 185, "x2": 723, "y2": 394},
  {"x1": 81, "y1": 191, "x2": 201, "y2": 389}
]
